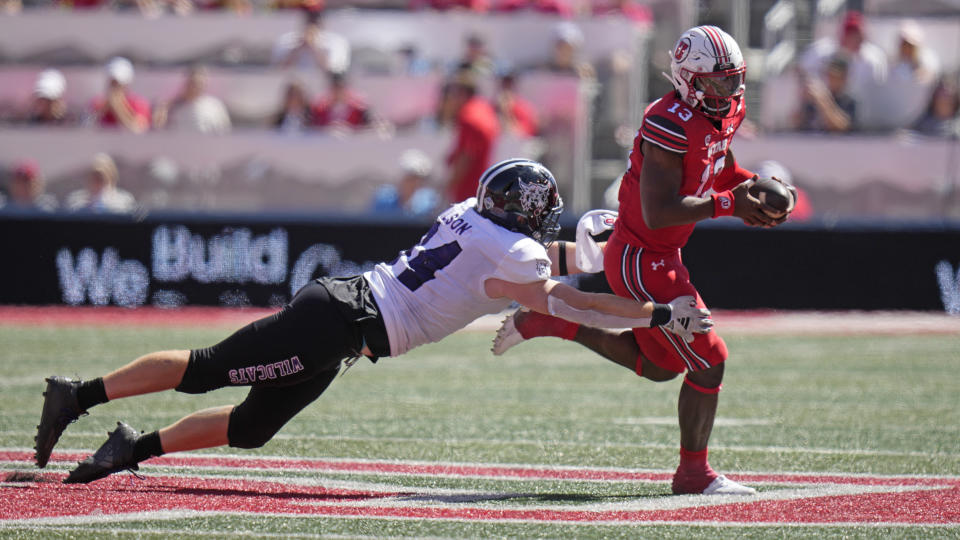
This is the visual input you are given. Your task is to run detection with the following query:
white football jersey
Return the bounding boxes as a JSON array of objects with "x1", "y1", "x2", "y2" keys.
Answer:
[{"x1": 364, "y1": 199, "x2": 551, "y2": 356}]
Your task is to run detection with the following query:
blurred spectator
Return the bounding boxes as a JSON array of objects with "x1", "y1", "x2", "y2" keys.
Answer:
[
  {"x1": 891, "y1": 20, "x2": 939, "y2": 87},
  {"x1": 794, "y1": 56, "x2": 857, "y2": 133},
  {"x1": 592, "y1": 0, "x2": 652, "y2": 26},
  {"x1": 270, "y1": 0, "x2": 322, "y2": 9},
  {"x1": 66, "y1": 153, "x2": 136, "y2": 213},
  {"x1": 311, "y1": 71, "x2": 377, "y2": 131},
  {"x1": 27, "y1": 69, "x2": 69, "y2": 126},
  {"x1": 884, "y1": 20, "x2": 941, "y2": 128},
  {"x1": 410, "y1": 0, "x2": 489, "y2": 11},
  {"x1": 494, "y1": 0, "x2": 573, "y2": 17},
  {"x1": 540, "y1": 21, "x2": 596, "y2": 79},
  {"x1": 154, "y1": 65, "x2": 231, "y2": 134},
  {"x1": 166, "y1": 0, "x2": 197, "y2": 16},
  {"x1": 755, "y1": 160, "x2": 813, "y2": 222},
  {"x1": 394, "y1": 44, "x2": 433, "y2": 76},
  {"x1": 90, "y1": 57, "x2": 151, "y2": 134},
  {"x1": 444, "y1": 71, "x2": 500, "y2": 203},
  {"x1": 59, "y1": 0, "x2": 106, "y2": 8},
  {"x1": 370, "y1": 149, "x2": 439, "y2": 217},
  {"x1": 455, "y1": 32, "x2": 496, "y2": 78},
  {"x1": 272, "y1": 80, "x2": 314, "y2": 133},
  {"x1": 799, "y1": 11, "x2": 886, "y2": 124},
  {"x1": 494, "y1": 71, "x2": 538, "y2": 137},
  {"x1": 272, "y1": 11, "x2": 350, "y2": 75},
  {"x1": 912, "y1": 77, "x2": 960, "y2": 137},
  {"x1": 420, "y1": 81, "x2": 459, "y2": 132},
  {"x1": 0, "y1": 160, "x2": 57, "y2": 213},
  {"x1": 1, "y1": 0, "x2": 22, "y2": 14},
  {"x1": 200, "y1": 0, "x2": 250, "y2": 14}
]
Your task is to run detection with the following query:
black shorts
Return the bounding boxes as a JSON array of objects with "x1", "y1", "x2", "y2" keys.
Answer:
[{"x1": 176, "y1": 276, "x2": 390, "y2": 394}]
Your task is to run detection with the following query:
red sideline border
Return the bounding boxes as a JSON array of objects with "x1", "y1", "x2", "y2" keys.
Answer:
[{"x1": 2, "y1": 451, "x2": 958, "y2": 526}]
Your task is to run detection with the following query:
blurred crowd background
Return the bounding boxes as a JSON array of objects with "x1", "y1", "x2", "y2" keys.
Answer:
[{"x1": 0, "y1": 0, "x2": 958, "y2": 222}]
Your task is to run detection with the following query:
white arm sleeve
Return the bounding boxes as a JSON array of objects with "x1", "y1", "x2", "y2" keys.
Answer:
[
  {"x1": 575, "y1": 210, "x2": 618, "y2": 273},
  {"x1": 547, "y1": 294, "x2": 651, "y2": 330}
]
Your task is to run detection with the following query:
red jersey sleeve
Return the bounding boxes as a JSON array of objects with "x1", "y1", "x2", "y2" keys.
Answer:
[
  {"x1": 712, "y1": 156, "x2": 754, "y2": 192},
  {"x1": 640, "y1": 113, "x2": 688, "y2": 154}
]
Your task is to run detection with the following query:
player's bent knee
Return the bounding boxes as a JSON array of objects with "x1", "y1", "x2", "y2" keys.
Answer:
[
  {"x1": 174, "y1": 348, "x2": 221, "y2": 394},
  {"x1": 645, "y1": 366, "x2": 680, "y2": 382},
  {"x1": 227, "y1": 404, "x2": 281, "y2": 449},
  {"x1": 228, "y1": 430, "x2": 274, "y2": 449},
  {"x1": 684, "y1": 363, "x2": 724, "y2": 393}
]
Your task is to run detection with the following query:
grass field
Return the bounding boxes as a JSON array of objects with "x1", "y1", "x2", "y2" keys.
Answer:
[{"x1": 1, "y1": 315, "x2": 959, "y2": 538}]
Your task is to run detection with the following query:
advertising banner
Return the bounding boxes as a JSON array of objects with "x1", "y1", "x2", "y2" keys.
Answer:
[{"x1": 2, "y1": 214, "x2": 958, "y2": 311}]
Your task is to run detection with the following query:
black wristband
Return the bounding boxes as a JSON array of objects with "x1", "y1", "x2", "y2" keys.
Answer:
[
  {"x1": 650, "y1": 304, "x2": 672, "y2": 327},
  {"x1": 557, "y1": 240, "x2": 568, "y2": 276}
]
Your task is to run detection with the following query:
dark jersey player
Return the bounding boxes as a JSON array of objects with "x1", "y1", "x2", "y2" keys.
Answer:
[
  {"x1": 33, "y1": 159, "x2": 712, "y2": 484},
  {"x1": 495, "y1": 26, "x2": 793, "y2": 495}
]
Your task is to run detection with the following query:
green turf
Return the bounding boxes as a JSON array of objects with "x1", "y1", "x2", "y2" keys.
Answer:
[{"x1": 1, "y1": 325, "x2": 959, "y2": 538}]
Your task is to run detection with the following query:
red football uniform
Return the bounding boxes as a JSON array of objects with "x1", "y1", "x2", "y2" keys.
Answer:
[
  {"x1": 605, "y1": 91, "x2": 747, "y2": 374},
  {"x1": 616, "y1": 91, "x2": 745, "y2": 252}
]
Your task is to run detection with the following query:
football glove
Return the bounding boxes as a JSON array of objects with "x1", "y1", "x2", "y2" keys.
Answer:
[{"x1": 661, "y1": 295, "x2": 714, "y2": 343}]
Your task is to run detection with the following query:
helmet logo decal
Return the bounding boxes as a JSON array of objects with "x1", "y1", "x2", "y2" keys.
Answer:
[
  {"x1": 674, "y1": 37, "x2": 691, "y2": 62},
  {"x1": 518, "y1": 178, "x2": 550, "y2": 216}
]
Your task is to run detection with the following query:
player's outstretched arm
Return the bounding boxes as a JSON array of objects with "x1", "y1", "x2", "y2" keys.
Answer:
[
  {"x1": 547, "y1": 241, "x2": 580, "y2": 276},
  {"x1": 484, "y1": 278, "x2": 712, "y2": 341}
]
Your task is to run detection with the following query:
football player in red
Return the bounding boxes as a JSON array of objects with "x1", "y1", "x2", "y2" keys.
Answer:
[{"x1": 495, "y1": 25, "x2": 792, "y2": 495}]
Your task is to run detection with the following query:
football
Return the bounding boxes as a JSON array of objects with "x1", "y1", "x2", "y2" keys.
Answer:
[{"x1": 748, "y1": 177, "x2": 795, "y2": 218}]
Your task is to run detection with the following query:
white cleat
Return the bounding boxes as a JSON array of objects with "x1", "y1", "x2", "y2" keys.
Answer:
[
  {"x1": 702, "y1": 475, "x2": 757, "y2": 495},
  {"x1": 491, "y1": 309, "x2": 527, "y2": 356}
]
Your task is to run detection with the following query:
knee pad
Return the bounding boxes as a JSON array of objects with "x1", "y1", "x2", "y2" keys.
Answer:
[{"x1": 227, "y1": 403, "x2": 279, "y2": 449}]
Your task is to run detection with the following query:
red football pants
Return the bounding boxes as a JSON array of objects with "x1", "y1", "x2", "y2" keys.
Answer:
[{"x1": 603, "y1": 231, "x2": 727, "y2": 374}]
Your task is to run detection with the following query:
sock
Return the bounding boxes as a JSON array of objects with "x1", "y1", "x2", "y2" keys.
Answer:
[
  {"x1": 678, "y1": 446, "x2": 712, "y2": 474},
  {"x1": 132, "y1": 431, "x2": 165, "y2": 463},
  {"x1": 76, "y1": 378, "x2": 109, "y2": 411},
  {"x1": 518, "y1": 311, "x2": 579, "y2": 340},
  {"x1": 672, "y1": 446, "x2": 718, "y2": 494}
]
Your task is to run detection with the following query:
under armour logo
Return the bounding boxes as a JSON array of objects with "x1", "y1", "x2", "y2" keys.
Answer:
[{"x1": 651, "y1": 259, "x2": 665, "y2": 270}]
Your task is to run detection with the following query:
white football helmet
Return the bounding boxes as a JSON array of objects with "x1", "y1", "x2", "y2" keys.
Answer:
[{"x1": 666, "y1": 25, "x2": 746, "y2": 119}]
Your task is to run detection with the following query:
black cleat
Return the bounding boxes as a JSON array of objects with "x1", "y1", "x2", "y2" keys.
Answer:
[
  {"x1": 35, "y1": 376, "x2": 87, "y2": 468},
  {"x1": 64, "y1": 421, "x2": 140, "y2": 484}
]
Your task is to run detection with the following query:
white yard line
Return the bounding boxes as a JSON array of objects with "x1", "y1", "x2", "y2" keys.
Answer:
[{"x1": 4, "y1": 511, "x2": 959, "y2": 531}]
